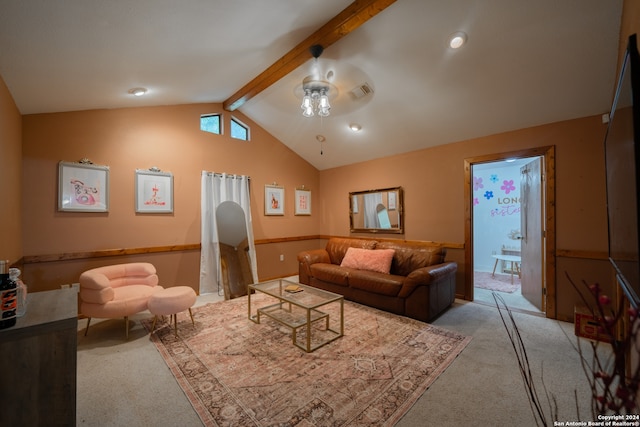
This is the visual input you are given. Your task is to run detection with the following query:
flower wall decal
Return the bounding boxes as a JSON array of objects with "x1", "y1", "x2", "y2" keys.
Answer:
[
  {"x1": 484, "y1": 191, "x2": 494, "y2": 200},
  {"x1": 473, "y1": 176, "x2": 484, "y2": 191},
  {"x1": 501, "y1": 179, "x2": 516, "y2": 194}
]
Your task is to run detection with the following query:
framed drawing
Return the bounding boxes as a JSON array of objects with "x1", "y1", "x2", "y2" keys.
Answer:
[
  {"x1": 58, "y1": 161, "x2": 109, "y2": 212},
  {"x1": 135, "y1": 168, "x2": 174, "y2": 213},
  {"x1": 295, "y1": 188, "x2": 311, "y2": 215},
  {"x1": 265, "y1": 185, "x2": 284, "y2": 215}
]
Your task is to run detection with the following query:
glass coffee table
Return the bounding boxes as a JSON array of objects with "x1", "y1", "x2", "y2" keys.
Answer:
[{"x1": 248, "y1": 279, "x2": 344, "y2": 352}]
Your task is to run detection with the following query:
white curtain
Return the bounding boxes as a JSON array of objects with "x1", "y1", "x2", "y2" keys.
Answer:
[
  {"x1": 363, "y1": 192, "x2": 383, "y2": 228},
  {"x1": 199, "y1": 172, "x2": 257, "y2": 294}
]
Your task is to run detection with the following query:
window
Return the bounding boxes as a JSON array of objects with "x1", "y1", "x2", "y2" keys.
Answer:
[
  {"x1": 231, "y1": 117, "x2": 249, "y2": 141},
  {"x1": 200, "y1": 114, "x2": 221, "y2": 134}
]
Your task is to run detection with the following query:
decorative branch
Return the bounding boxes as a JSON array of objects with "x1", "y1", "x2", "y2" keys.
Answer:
[
  {"x1": 494, "y1": 292, "x2": 554, "y2": 426},
  {"x1": 495, "y1": 273, "x2": 640, "y2": 426},
  {"x1": 565, "y1": 272, "x2": 639, "y2": 416}
]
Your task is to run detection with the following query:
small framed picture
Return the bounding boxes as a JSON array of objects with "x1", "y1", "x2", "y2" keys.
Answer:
[
  {"x1": 58, "y1": 161, "x2": 109, "y2": 212},
  {"x1": 135, "y1": 169, "x2": 174, "y2": 213},
  {"x1": 265, "y1": 185, "x2": 284, "y2": 215},
  {"x1": 295, "y1": 189, "x2": 311, "y2": 215}
]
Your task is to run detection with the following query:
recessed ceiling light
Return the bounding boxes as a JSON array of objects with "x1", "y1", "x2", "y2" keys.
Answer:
[
  {"x1": 128, "y1": 87, "x2": 147, "y2": 97},
  {"x1": 448, "y1": 32, "x2": 467, "y2": 49},
  {"x1": 349, "y1": 123, "x2": 362, "y2": 132}
]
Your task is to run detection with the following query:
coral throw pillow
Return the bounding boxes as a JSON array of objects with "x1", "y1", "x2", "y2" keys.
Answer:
[{"x1": 340, "y1": 247, "x2": 395, "y2": 274}]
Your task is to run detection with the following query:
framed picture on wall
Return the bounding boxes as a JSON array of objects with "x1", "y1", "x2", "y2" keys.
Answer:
[
  {"x1": 135, "y1": 168, "x2": 174, "y2": 213},
  {"x1": 58, "y1": 160, "x2": 109, "y2": 212},
  {"x1": 265, "y1": 185, "x2": 284, "y2": 215},
  {"x1": 295, "y1": 188, "x2": 311, "y2": 215}
]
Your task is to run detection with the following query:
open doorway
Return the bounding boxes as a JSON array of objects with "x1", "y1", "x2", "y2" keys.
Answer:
[
  {"x1": 463, "y1": 146, "x2": 557, "y2": 319},
  {"x1": 472, "y1": 158, "x2": 541, "y2": 313}
]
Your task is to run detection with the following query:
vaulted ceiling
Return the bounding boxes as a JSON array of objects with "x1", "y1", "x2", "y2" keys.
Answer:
[{"x1": 0, "y1": 1, "x2": 624, "y2": 170}]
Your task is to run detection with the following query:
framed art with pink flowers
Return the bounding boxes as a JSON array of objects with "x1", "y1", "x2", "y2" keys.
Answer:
[{"x1": 294, "y1": 188, "x2": 311, "y2": 215}]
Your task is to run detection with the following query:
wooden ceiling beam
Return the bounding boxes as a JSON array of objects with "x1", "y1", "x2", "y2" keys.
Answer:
[{"x1": 222, "y1": 0, "x2": 397, "y2": 111}]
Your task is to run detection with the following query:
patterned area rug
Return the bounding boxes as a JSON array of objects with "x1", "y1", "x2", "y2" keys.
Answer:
[
  {"x1": 474, "y1": 271, "x2": 521, "y2": 293},
  {"x1": 145, "y1": 293, "x2": 471, "y2": 426}
]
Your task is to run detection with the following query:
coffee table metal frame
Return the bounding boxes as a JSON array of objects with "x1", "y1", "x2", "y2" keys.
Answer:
[{"x1": 248, "y1": 279, "x2": 344, "y2": 353}]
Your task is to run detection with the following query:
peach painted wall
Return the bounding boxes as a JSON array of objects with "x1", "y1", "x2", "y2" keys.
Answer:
[
  {"x1": 319, "y1": 115, "x2": 607, "y2": 249},
  {"x1": 319, "y1": 114, "x2": 609, "y2": 320},
  {"x1": 16, "y1": 99, "x2": 613, "y2": 320},
  {"x1": 0, "y1": 74, "x2": 22, "y2": 264},
  {"x1": 21, "y1": 103, "x2": 320, "y2": 291},
  {"x1": 7, "y1": 1, "x2": 639, "y2": 318}
]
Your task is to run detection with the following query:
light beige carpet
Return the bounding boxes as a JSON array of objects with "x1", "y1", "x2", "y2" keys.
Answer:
[{"x1": 144, "y1": 293, "x2": 471, "y2": 426}]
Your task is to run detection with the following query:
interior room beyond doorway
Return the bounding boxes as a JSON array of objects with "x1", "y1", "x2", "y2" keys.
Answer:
[{"x1": 472, "y1": 158, "x2": 543, "y2": 314}]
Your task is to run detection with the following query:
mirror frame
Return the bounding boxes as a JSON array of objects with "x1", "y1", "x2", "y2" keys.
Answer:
[{"x1": 349, "y1": 186, "x2": 404, "y2": 234}]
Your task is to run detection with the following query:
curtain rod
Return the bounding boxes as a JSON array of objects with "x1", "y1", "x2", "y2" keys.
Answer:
[{"x1": 204, "y1": 171, "x2": 250, "y2": 180}]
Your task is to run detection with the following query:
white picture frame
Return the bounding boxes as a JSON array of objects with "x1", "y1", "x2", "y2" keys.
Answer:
[
  {"x1": 295, "y1": 189, "x2": 311, "y2": 215},
  {"x1": 135, "y1": 169, "x2": 174, "y2": 213},
  {"x1": 265, "y1": 185, "x2": 284, "y2": 215},
  {"x1": 58, "y1": 161, "x2": 109, "y2": 212}
]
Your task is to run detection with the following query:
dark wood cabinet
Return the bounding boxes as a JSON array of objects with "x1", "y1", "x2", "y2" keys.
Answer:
[{"x1": 0, "y1": 288, "x2": 78, "y2": 426}]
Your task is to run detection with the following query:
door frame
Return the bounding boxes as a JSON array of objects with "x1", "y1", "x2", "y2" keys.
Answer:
[{"x1": 463, "y1": 145, "x2": 556, "y2": 319}]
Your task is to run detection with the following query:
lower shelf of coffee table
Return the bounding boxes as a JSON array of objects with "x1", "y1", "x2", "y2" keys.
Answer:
[{"x1": 251, "y1": 302, "x2": 342, "y2": 352}]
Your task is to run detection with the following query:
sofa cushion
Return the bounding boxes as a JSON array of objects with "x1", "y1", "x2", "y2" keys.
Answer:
[
  {"x1": 340, "y1": 247, "x2": 395, "y2": 274},
  {"x1": 349, "y1": 270, "x2": 403, "y2": 297},
  {"x1": 376, "y1": 241, "x2": 446, "y2": 276},
  {"x1": 310, "y1": 263, "x2": 350, "y2": 286},
  {"x1": 325, "y1": 237, "x2": 377, "y2": 265}
]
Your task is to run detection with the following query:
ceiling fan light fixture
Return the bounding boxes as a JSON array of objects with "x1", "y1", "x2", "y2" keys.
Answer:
[
  {"x1": 318, "y1": 89, "x2": 331, "y2": 117},
  {"x1": 301, "y1": 78, "x2": 331, "y2": 118},
  {"x1": 301, "y1": 45, "x2": 332, "y2": 118},
  {"x1": 301, "y1": 89, "x2": 314, "y2": 117},
  {"x1": 448, "y1": 31, "x2": 467, "y2": 49}
]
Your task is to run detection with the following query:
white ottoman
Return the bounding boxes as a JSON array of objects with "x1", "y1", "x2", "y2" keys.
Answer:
[{"x1": 148, "y1": 286, "x2": 197, "y2": 336}]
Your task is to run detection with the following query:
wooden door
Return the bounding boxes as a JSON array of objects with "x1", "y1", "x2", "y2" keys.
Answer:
[{"x1": 520, "y1": 157, "x2": 545, "y2": 311}]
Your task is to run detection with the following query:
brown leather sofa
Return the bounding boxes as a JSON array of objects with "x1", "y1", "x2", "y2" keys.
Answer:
[{"x1": 297, "y1": 237, "x2": 457, "y2": 322}]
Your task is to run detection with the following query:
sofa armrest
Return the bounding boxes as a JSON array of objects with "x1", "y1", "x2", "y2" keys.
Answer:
[
  {"x1": 297, "y1": 249, "x2": 331, "y2": 284},
  {"x1": 79, "y1": 272, "x2": 115, "y2": 304},
  {"x1": 398, "y1": 261, "x2": 457, "y2": 298}
]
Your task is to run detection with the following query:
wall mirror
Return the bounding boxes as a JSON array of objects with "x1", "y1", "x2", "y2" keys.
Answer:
[
  {"x1": 216, "y1": 201, "x2": 253, "y2": 299},
  {"x1": 349, "y1": 187, "x2": 404, "y2": 234}
]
